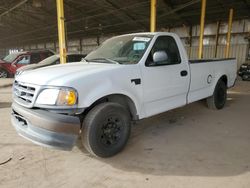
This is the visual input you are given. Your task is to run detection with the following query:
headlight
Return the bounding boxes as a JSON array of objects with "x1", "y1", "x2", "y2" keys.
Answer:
[
  {"x1": 36, "y1": 88, "x2": 77, "y2": 106},
  {"x1": 57, "y1": 89, "x2": 77, "y2": 106}
]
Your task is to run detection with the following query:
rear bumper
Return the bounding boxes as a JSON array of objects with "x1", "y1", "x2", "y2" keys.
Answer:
[{"x1": 11, "y1": 102, "x2": 81, "y2": 150}]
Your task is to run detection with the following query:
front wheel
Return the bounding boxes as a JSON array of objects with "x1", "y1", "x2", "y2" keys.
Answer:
[
  {"x1": 0, "y1": 69, "x2": 8, "y2": 78},
  {"x1": 206, "y1": 80, "x2": 227, "y2": 110},
  {"x1": 81, "y1": 102, "x2": 131, "y2": 158}
]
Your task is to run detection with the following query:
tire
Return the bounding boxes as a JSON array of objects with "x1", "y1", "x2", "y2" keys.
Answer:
[
  {"x1": 82, "y1": 102, "x2": 131, "y2": 158},
  {"x1": 206, "y1": 80, "x2": 227, "y2": 110},
  {"x1": 0, "y1": 69, "x2": 8, "y2": 78}
]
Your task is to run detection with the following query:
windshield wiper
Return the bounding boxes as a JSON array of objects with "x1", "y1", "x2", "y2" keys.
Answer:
[{"x1": 87, "y1": 58, "x2": 120, "y2": 64}]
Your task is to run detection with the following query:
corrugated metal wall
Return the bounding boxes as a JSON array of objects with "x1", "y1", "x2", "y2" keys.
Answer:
[
  {"x1": 186, "y1": 44, "x2": 248, "y2": 68},
  {"x1": 1, "y1": 19, "x2": 249, "y2": 66}
]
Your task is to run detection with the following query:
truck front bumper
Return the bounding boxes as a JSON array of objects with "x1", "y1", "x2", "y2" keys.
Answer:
[{"x1": 11, "y1": 102, "x2": 81, "y2": 150}]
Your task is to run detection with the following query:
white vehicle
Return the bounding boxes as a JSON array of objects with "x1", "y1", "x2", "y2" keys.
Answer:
[{"x1": 11, "y1": 32, "x2": 237, "y2": 157}]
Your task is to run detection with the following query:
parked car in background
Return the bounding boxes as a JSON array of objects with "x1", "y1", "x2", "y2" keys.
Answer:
[
  {"x1": 15, "y1": 53, "x2": 86, "y2": 76},
  {"x1": 0, "y1": 50, "x2": 54, "y2": 78},
  {"x1": 238, "y1": 60, "x2": 250, "y2": 81}
]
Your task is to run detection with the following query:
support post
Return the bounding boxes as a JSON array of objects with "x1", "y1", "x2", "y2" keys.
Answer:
[
  {"x1": 214, "y1": 21, "x2": 220, "y2": 58},
  {"x1": 225, "y1": 8, "x2": 233, "y2": 58},
  {"x1": 56, "y1": 0, "x2": 67, "y2": 64},
  {"x1": 150, "y1": 0, "x2": 157, "y2": 32},
  {"x1": 198, "y1": 0, "x2": 206, "y2": 59}
]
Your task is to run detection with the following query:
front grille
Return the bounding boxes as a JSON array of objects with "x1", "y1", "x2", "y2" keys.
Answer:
[{"x1": 13, "y1": 81, "x2": 36, "y2": 106}]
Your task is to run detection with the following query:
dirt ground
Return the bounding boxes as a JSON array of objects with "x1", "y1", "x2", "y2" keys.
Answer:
[{"x1": 0, "y1": 79, "x2": 250, "y2": 188}]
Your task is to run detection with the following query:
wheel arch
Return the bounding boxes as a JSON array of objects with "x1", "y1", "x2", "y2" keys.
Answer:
[
  {"x1": 82, "y1": 94, "x2": 139, "y2": 122},
  {"x1": 220, "y1": 74, "x2": 228, "y2": 87},
  {"x1": 207, "y1": 74, "x2": 228, "y2": 110},
  {"x1": 210, "y1": 74, "x2": 228, "y2": 97}
]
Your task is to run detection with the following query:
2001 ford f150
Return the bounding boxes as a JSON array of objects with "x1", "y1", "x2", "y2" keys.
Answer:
[{"x1": 11, "y1": 32, "x2": 237, "y2": 157}]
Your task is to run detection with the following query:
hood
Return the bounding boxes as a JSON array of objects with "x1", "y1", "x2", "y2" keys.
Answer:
[{"x1": 16, "y1": 62, "x2": 121, "y2": 86}]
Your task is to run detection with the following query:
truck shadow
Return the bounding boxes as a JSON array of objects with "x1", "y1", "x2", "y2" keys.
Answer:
[{"x1": 76, "y1": 92, "x2": 250, "y2": 177}]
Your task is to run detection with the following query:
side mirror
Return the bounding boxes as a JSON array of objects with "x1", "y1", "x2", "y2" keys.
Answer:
[{"x1": 153, "y1": 51, "x2": 168, "y2": 63}]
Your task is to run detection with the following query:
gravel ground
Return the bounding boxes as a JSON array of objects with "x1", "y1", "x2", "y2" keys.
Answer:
[{"x1": 0, "y1": 79, "x2": 250, "y2": 188}]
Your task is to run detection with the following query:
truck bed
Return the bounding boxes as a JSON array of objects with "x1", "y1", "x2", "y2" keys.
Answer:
[
  {"x1": 189, "y1": 58, "x2": 236, "y2": 64},
  {"x1": 187, "y1": 58, "x2": 237, "y2": 104}
]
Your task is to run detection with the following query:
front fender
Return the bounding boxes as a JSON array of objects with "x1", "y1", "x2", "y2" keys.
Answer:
[{"x1": 77, "y1": 77, "x2": 144, "y2": 119}]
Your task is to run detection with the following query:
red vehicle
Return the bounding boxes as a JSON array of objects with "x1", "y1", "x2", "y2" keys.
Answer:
[{"x1": 0, "y1": 50, "x2": 54, "y2": 78}]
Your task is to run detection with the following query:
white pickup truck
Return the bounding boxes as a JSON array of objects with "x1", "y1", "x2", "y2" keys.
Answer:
[{"x1": 11, "y1": 32, "x2": 237, "y2": 157}]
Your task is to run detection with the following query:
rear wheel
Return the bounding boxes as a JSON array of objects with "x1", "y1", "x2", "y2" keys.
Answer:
[
  {"x1": 0, "y1": 69, "x2": 8, "y2": 78},
  {"x1": 207, "y1": 80, "x2": 227, "y2": 110},
  {"x1": 81, "y1": 102, "x2": 131, "y2": 158}
]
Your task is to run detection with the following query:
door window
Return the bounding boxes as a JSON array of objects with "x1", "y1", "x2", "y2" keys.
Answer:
[
  {"x1": 31, "y1": 53, "x2": 41, "y2": 64},
  {"x1": 67, "y1": 55, "x2": 87, "y2": 62},
  {"x1": 17, "y1": 55, "x2": 30, "y2": 64},
  {"x1": 146, "y1": 36, "x2": 181, "y2": 66},
  {"x1": 67, "y1": 55, "x2": 76, "y2": 62}
]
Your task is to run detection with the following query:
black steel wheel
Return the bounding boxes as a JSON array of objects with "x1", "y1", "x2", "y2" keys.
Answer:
[{"x1": 82, "y1": 102, "x2": 131, "y2": 158}]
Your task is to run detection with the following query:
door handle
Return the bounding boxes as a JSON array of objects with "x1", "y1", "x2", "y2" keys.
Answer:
[{"x1": 180, "y1": 70, "x2": 188, "y2": 77}]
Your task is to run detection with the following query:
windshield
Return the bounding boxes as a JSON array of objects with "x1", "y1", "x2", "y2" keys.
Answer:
[
  {"x1": 3, "y1": 53, "x2": 21, "y2": 63},
  {"x1": 85, "y1": 35, "x2": 153, "y2": 64}
]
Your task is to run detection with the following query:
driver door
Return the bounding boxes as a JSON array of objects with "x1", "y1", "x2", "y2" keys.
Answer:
[{"x1": 141, "y1": 35, "x2": 190, "y2": 117}]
